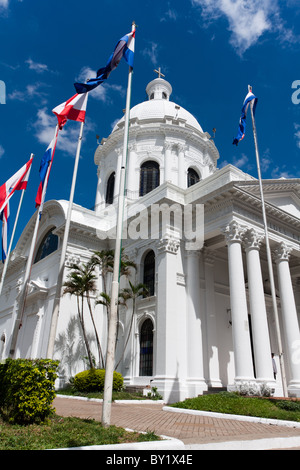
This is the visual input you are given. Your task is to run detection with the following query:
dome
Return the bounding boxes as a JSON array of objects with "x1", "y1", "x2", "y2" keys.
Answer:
[{"x1": 112, "y1": 77, "x2": 203, "y2": 133}]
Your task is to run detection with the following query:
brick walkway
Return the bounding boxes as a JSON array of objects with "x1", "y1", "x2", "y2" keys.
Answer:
[{"x1": 53, "y1": 396, "x2": 300, "y2": 447}]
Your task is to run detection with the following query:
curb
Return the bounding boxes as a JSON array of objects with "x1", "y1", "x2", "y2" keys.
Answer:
[{"x1": 163, "y1": 405, "x2": 300, "y2": 428}]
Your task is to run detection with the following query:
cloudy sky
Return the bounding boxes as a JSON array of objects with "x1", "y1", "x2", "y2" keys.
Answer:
[{"x1": 0, "y1": 0, "x2": 300, "y2": 244}]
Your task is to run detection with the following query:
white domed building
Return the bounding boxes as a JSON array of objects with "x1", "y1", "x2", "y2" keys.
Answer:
[{"x1": 0, "y1": 76, "x2": 300, "y2": 402}]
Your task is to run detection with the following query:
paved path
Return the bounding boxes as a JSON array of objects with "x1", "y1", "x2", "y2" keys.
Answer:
[{"x1": 54, "y1": 396, "x2": 300, "y2": 450}]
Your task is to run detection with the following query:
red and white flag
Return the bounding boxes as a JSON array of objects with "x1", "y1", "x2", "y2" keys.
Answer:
[
  {"x1": 52, "y1": 92, "x2": 88, "y2": 129},
  {"x1": 0, "y1": 156, "x2": 33, "y2": 214}
]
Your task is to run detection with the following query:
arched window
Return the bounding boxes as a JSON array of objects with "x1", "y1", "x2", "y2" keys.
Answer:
[
  {"x1": 34, "y1": 228, "x2": 58, "y2": 264},
  {"x1": 0, "y1": 334, "x2": 5, "y2": 360},
  {"x1": 187, "y1": 168, "x2": 200, "y2": 187},
  {"x1": 139, "y1": 319, "x2": 153, "y2": 376},
  {"x1": 140, "y1": 161, "x2": 160, "y2": 196},
  {"x1": 143, "y1": 250, "x2": 155, "y2": 296},
  {"x1": 105, "y1": 172, "x2": 115, "y2": 205}
]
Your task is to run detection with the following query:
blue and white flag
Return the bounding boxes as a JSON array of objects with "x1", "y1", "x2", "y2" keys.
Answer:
[
  {"x1": 74, "y1": 29, "x2": 135, "y2": 94},
  {"x1": 233, "y1": 89, "x2": 258, "y2": 146}
]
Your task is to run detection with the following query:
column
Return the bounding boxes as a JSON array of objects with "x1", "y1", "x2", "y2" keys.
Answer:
[
  {"x1": 177, "y1": 144, "x2": 186, "y2": 189},
  {"x1": 186, "y1": 250, "x2": 207, "y2": 395},
  {"x1": 274, "y1": 243, "x2": 300, "y2": 394},
  {"x1": 164, "y1": 142, "x2": 172, "y2": 183},
  {"x1": 126, "y1": 144, "x2": 137, "y2": 200},
  {"x1": 94, "y1": 165, "x2": 102, "y2": 212},
  {"x1": 114, "y1": 148, "x2": 122, "y2": 199},
  {"x1": 203, "y1": 248, "x2": 222, "y2": 387},
  {"x1": 152, "y1": 236, "x2": 182, "y2": 402},
  {"x1": 224, "y1": 221, "x2": 255, "y2": 384},
  {"x1": 243, "y1": 229, "x2": 274, "y2": 384}
]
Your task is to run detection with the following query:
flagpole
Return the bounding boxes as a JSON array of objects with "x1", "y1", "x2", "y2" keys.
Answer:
[
  {"x1": 9, "y1": 126, "x2": 59, "y2": 358},
  {"x1": 249, "y1": 86, "x2": 288, "y2": 397},
  {"x1": 0, "y1": 154, "x2": 34, "y2": 298},
  {"x1": 102, "y1": 22, "x2": 135, "y2": 427},
  {"x1": 47, "y1": 107, "x2": 88, "y2": 358}
]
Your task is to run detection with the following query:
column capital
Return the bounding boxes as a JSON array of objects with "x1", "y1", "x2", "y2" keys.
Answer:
[
  {"x1": 273, "y1": 242, "x2": 293, "y2": 263},
  {"x1": 157, "y1": 236, "x2": 180, "y2": 254},
  {"x1": 223, "y1": 220, "x2": 245, "y2": 244},
  {"x1": 243, "y1": 228, "x2": 264, "y2": 251},
  {"x1": 164, "y1": 141, "x2": 174, "y2": 151}
]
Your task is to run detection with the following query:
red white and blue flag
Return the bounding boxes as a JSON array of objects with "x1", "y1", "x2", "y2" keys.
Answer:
[
  {"x1": 35, "y1": 131, "x2": 58, "y2": 209},
  {"x1": 0, "y1": 156, "x2": 33, "y2": 262},
  {"x1": 52, "y1": 92, "x2": 88, "y2": 129},
  {"x1": 74, "y1": 29, "x2": 136, "y2": 94},
  {"x1": 0, "y1": 156, "x2": 33, "y2": 214},
  {"x1": 233, "y1": 88, "x2": 258, "y2": 146}
]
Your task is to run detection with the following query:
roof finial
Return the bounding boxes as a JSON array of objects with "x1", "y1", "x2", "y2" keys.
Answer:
[{"x1": 154, "y1": 67, "x2": 165, "y2": 79}]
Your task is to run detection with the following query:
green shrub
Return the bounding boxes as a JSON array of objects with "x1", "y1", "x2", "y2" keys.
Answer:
[
  {"x1": 0, "y1": 358, "x2": 59, "y2": 424},
  {"x1": 74, "y1": 369, "x2": 123, "y2": 393}
]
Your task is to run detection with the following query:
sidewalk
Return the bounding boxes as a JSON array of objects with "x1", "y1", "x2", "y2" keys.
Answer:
[{"x1": 53, "y1": 395, "x2": 300, "y2": 450}]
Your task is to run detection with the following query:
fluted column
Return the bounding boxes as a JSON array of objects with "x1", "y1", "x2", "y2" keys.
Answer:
[
  {"x1": 243, "y1": 229, "x2": 274, "y2": 384},
  {"x1": 177, "y1": 144, "x2": 186, "y2": 189},
  {"x1": 274, "y1": 243, "x2": 300, "y2": 393},
  {"x1": 126, "y1": 144, "x2": 137, "y2": 200},
  {"x1": 164, "y1": 142, "x2": 172, "y2": 183},
  {"x1": 114, "y1": 148, "x2": 122, "y2": 199},
  {"x1": 224, "y1": 221, "x2": 255, "y2": 383}
]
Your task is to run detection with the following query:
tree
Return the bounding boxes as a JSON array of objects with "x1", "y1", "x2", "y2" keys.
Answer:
[
  {"x1": 116, "y1": 281, "x2": 149, "y2": 369},
  {"x1": 63, "y1": 262, "x2": 104, "y2": 369}
]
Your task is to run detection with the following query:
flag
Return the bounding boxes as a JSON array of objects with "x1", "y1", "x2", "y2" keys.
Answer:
[
  {"x1": 0, "y1": 156, "x2": 33, "y2": 214},
  {"x1": 0, "y1": 202, "x2": 9, "y2": 263},
  {"x1": 74, "y1": 29, "x2": 136, "y2": 94},
  {"x1": 233, "y1": 88, "x2": 258, "y2": 145},
  {"x1": 35, "y1": 132, "x2": 58, "y2": 208},
  {"x1": 52, "y1": 92, "x2": 88, "y2": 129}
]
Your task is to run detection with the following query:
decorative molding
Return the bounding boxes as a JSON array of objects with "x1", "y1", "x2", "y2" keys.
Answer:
[{"x1": 157, "y1": 236, "x2": 180, "y2": 254}]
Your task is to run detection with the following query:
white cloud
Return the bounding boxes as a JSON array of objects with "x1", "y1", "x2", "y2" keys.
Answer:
[
  {"x1": 8, "y1": 83, "x2": 49, "y2": 104},
  {"x1": 141, "y1": 42, "x2": 159, "y2": 66},
  {"x1": 191, "y1": 0, "x2": 296, "y2": 54},
  {"x1": 0, "y1": 0, "x2": 9, "y2": 7},
  {"x1": 33, "y1": 108, "x2": 95, "y2": 157},
  {"x1": 25, "y1": 58, "x2": 49, "y2": 74},
  {"x1": 0, "y1": 144, "x2": 4, "y2": 158}
]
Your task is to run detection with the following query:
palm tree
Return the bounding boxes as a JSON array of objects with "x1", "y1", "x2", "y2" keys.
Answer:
[
  {"x1": 63, "y1": 262, "x2": 104, "y2": 369},
  {"x1": 116, "y1": 281, "x2": 149, "y2": 369}
]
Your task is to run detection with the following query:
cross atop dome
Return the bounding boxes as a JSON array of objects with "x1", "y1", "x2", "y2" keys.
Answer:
[{"x1": 154, "y1": 67, "x2": 165, "y2": 79}]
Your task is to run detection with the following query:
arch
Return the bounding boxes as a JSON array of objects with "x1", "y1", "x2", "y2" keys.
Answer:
[
  {"x1": 139, "y1": 160, "x2": 160, "y2": 196},
  {"x1": 34, "y1": 228, "x2": 58, "y2": 264},
  {"x1": 143, "y1": 250, "x2": 155, "y2": 296},
  {"x1": 139, "y1": 318, "x2": 153, "y2": 376},
  {"x1": 105, "y1": 171, "x2": 115, "y2": 205},
  {"x1": 187, "y1": 167, "x2": 200, "y2": 187}
]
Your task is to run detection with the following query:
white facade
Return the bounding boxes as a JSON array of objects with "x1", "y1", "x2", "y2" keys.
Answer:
[{"x1": 0, "y1": 77, "x2": 300, "y2": 402}]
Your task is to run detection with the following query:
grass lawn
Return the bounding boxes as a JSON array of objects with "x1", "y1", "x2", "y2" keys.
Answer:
[
  {"x1": 0, "y1": 414, "x2": 159, "y2": 450},
  {"x1": 171, "y1": 392, "x2": 300, "y2": 422}
]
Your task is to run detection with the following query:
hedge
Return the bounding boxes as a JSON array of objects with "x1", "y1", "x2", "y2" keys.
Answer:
[
  {"x1": 0, "y1": 358, "x2": 59, "y2": 424},
  {"x1": 74, "y1": 369, "x2": 123, "y2": 393}
]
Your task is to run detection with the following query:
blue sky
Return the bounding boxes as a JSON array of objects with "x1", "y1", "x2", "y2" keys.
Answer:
[{"x1": 1, "y1": 0, "x2": 300, "y2": 244}]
